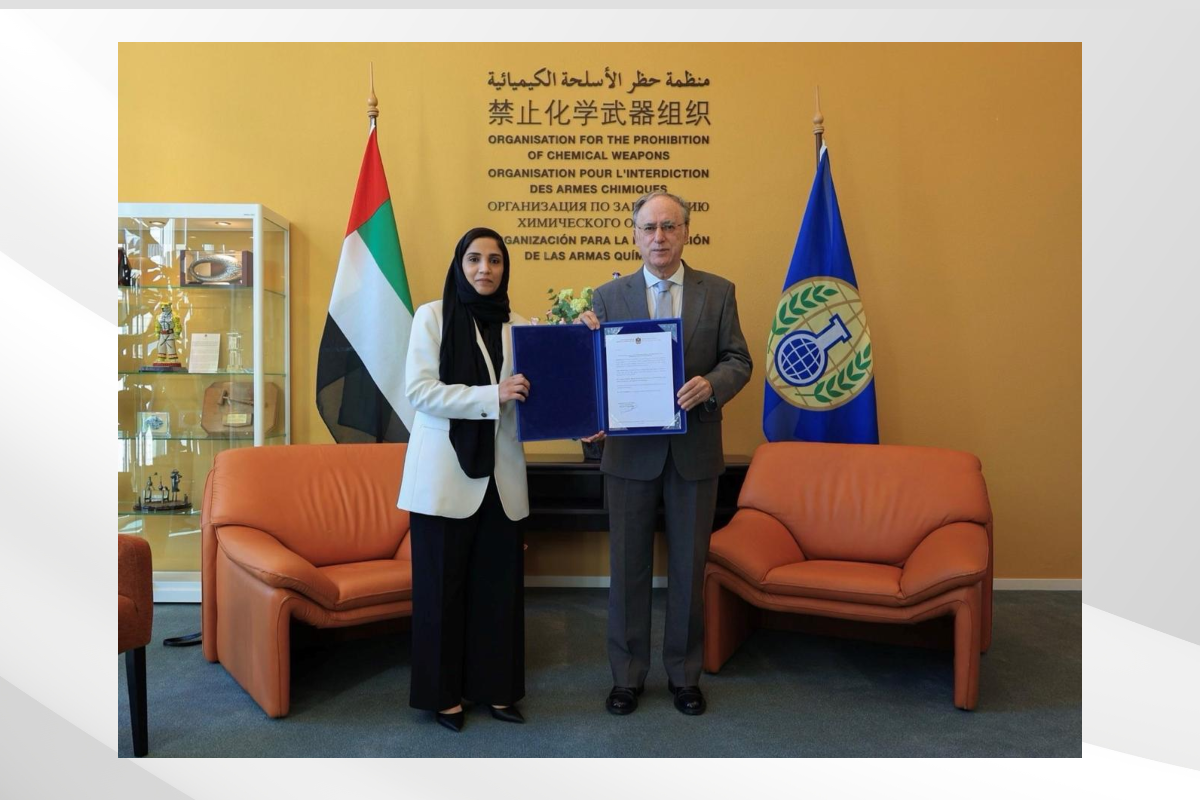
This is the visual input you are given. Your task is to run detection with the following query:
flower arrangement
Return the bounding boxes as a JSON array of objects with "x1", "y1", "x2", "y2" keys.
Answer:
[{"x1": 544, "y1": 286, "x2": 595, "y2": 324}]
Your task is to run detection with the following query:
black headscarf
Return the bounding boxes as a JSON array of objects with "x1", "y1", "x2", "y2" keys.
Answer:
[{"x1": 440, "y1": 227, "x2": 512, "y2": 479}]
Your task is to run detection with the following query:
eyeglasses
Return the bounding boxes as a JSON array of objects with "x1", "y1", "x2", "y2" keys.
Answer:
[{"x1": 636, "y1": 222, "x2": 684, "y2": 234}]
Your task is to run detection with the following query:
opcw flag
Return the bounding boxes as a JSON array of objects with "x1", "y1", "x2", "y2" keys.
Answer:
[
  {"x1": 316, "y1": 127, "x2": 416, "y2": 443},
  {"x1": 763, "y1": 144, "x2": 878, "y2": 444}
]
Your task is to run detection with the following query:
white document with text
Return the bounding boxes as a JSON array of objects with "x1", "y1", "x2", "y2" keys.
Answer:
[{"x1": 604, "y1": 331, "x2": 675, "y2": 428}]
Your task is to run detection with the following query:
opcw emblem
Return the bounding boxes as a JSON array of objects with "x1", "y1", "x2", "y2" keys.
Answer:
[{"x1": 765, "y1": 276, "x2": 873, "y2": 411}]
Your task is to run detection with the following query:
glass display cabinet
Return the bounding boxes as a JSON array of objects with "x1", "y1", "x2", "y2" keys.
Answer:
[{"x1": 117, "y1": 204, "x2": 290, "y2": 601}]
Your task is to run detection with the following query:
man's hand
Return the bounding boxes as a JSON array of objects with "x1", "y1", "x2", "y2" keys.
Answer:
[
  {"x1": 578, "y1": 310, "x2": 600, "y2": 330},
  {"x1": 499, "y1": 373, "x2": 530, "y2": 403},
  {"x1": 676, "y1": 376, "x2": 713, "y2": 411},
  {"x1": 581, "y1": 430, "x2": 606, "y2": 443}
]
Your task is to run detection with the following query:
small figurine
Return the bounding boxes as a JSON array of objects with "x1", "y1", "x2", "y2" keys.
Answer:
[
  {"x1": 133, "y1": 468, "x2": 192, "y2": 513},
  {"x1": 152, "y1": 302, "x2": 183, "y2": 369}
]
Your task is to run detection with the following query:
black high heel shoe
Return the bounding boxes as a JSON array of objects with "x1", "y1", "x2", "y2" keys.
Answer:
[
  {"x1": 490, "y1": 704, "x2": 525, "y2": 724},
  {"x1": 436, "y1": 709, "x2": 465, "y2": 732}
]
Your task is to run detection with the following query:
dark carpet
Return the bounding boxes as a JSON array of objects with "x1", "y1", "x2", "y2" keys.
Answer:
[{"x1": 117, "y1": 589, "x2": 1080, "y2": 757}]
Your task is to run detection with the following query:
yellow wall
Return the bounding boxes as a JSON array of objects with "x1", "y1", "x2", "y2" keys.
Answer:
[{"x1": 119, "y1": 43, "x2": 1081, "y2": 579}]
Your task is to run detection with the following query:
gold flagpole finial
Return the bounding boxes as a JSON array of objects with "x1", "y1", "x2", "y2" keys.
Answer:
[
  {"x1": 813, "y1": 86, "x2": 824, "y2": 166},
  {"x1": 367, "y1": 62, "x2": 379, "y2": 128}
]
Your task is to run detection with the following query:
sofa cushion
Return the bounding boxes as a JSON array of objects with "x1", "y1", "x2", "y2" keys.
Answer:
[
  {"x1": 762, "y1": 560, "x2": 904, "y2": 606},
  {"x1": 319, "y1": 560, "x2": 412, "y2": 611}
]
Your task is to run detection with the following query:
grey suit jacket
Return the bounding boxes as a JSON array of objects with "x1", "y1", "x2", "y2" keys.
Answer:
[{"x1": 592, "y1": 263, "x2": 752, "y2": 481}]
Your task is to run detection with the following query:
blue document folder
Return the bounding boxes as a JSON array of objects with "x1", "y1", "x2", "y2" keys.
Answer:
[{"x1": 511, "y1": 318, "x2": 687, "y2": 442}]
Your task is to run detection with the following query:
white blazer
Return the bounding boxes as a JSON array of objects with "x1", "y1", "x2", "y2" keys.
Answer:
[{"x1": 396, "y1": 300, "x2": 529, "y2": 521}]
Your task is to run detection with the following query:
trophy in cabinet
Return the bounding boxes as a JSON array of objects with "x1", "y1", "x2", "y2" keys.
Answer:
[
  {"x1": 180, "y1": 249, "x2": 253, "y2": 286},
  {"x1": 226, "y1": 331, "x2": 245, "y2": 372}
]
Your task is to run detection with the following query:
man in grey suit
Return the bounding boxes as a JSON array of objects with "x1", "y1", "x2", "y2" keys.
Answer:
[{"x1": 587, "y1": 191, "x2": 752, "y2": 716}]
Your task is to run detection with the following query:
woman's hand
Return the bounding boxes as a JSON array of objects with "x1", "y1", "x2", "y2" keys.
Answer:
[
  {"x1": 499, "y1": 373, "x2": 530, "y2": 403},
  {"x1": 581, "y1": 430, "x2": 606, "y2": 443}
]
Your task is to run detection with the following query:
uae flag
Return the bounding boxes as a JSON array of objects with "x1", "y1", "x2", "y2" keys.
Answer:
[{"x1": 316, "y1": 127, "x2": 415, "y2": 442}]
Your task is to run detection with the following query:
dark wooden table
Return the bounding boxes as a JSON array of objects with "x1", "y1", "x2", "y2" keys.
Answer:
[{"x1": 524, "y1": 453, "x2": 751, "y2": 532}]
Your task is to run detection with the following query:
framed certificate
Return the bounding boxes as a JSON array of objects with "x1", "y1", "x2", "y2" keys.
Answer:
[{"x1": 511, "y1": 318, "x2": 687, "y2": 442}]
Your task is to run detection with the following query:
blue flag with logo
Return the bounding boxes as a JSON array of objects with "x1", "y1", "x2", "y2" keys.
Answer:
[{"x1": 763, "y1": 145, "x2": 879, "y2": 444}]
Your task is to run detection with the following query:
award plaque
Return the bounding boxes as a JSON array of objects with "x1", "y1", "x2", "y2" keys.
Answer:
[{"x1": 201, "y1": 380, "x2": 280, "y2": 437}]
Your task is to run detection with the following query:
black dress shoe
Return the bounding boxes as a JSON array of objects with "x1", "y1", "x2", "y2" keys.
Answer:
[
  {"x1": 605, "y1": 685, "x2": 643, "y2": 716},
  {"x1": 667, "y1": 680, "x2": 706, "y2": 716},
  {"x1": 435, "y1": 710, "x2": 465, "y2": 732},
  {"x1": 490, "y1": 704, "x2": 525, "y2": 724}
]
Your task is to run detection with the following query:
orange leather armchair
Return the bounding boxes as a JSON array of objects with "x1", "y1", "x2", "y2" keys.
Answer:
[
  {"x1": 704, "y1": 442, "x2": 993, "y2": 710},
  {"x1": 202, "y1": 443, "x2": 412, "y2": 717},
  {"x1": 118, "y1": 535, "x2": 153, "y2": 756}
]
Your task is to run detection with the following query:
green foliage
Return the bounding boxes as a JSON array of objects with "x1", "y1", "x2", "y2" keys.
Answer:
[{"x1": 545, "y1": 286, "x2": 595, "y2": 324}]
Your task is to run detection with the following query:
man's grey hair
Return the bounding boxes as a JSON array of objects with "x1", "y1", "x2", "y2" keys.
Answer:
[{"x1": 631, "y1": 190, "x2": 690, "y2": 226}]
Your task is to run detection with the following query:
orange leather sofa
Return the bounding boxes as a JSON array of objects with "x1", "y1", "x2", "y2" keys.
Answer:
[
  {"x1": 119, "y1": 535, "x2": 153, "y2": 756},
  {"x1": 201, "y1": 443, "x2": 412, "y2": 717},
  {"x1": 704, "y1": 442, "x2": 993, "y2": 709}
]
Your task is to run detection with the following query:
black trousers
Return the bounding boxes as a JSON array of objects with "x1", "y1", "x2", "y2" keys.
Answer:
[{"x1": 408, "y1": 478, "x2": 525, "y2": 711}]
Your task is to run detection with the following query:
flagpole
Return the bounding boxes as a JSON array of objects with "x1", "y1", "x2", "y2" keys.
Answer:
[
  {"x1": 368, "y1": 62, "x2": 385, "y2": 442},
  {"x1": 368, "y1": 62, "x2": 378, "y2": 130},
  {"x1": 813, "y1": 86, "x2": 824, "y2": 166}
]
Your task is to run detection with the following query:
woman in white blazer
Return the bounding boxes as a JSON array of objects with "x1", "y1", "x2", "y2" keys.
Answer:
[{"x1": 397, "y1": 228, "x2": 531, "y2": 733}]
